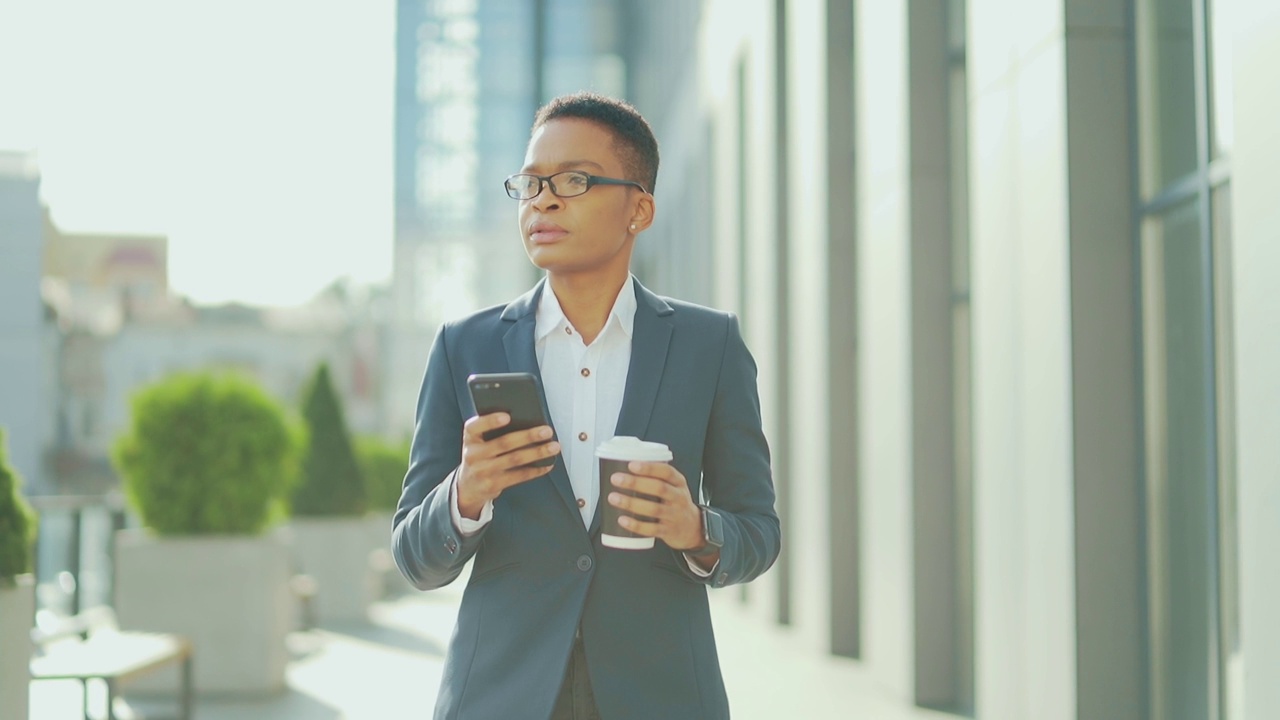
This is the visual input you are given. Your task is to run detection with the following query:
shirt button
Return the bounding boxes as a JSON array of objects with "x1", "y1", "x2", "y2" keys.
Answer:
[
  {"x1": 577, "y1": 498, "x2": 586, "y2": 508},
  {"x1": 565, "y1": 326, "x2": 573, "y2": 335},
  {"x1": 578, "y1": 431, "x2": 588, "y2": 442},
  {"x1": 581, "y1": 368, "x2": 591, "y2": 377},
  {"x1": 576, "y1": 555, "x2": 593, "y2": 572}
]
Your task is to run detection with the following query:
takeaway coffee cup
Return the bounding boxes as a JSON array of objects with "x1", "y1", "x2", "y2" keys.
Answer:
[{"x1": 596, "y1": 436, "x2": 673, "y2": 549}]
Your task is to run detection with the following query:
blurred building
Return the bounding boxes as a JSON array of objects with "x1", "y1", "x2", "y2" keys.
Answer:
[
  {"x1": 40, "y1": 217, "x2": 389, "y2": 493},
  {"x1": 42, "y1": 220, "x2": 170, "y2": 334},
  {"x1": 0, "y1": 151, "x2": 54, "y2": 493},
  {"x1": 390, "y1": 1, "x2": 1276, "y2": 717},
  {"x1": 611, "y1": 2, "x2": 1279, "y2": 720},
  {"x1": 389, "y1": 0, "x2": 626, "y2": 433}
]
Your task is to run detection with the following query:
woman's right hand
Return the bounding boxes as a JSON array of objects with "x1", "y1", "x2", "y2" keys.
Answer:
[{"x1": 455, "y1": 413, "x2": 560, "y2": 519}]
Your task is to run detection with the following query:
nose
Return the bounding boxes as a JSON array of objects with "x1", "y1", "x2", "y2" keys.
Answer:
[{"x1": 529, "y1": 182, "x2": 562, "y2": 211}]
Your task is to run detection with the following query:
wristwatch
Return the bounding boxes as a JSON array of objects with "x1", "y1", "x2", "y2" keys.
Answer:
[{"x1": 687, "y1": 505, "x2": 724, "y2": 558}]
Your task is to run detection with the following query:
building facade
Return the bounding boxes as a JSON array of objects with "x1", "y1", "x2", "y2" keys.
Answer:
[
  {"x1": 389, "y1": 0, "x2": 631, "y2": 436},
  {"x1": 0, "y1": 151, "x2": 53, "y2": 493},
  {"x1": 612, "y1": 1, "x2": 1279, "y2": 719}
]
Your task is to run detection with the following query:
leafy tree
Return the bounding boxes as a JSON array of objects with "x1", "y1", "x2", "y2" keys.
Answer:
[
  {"x1": 113, "y1": 373, "x2": 298, "y2": 535},
  {"x1": 0, "y1": 428, "x2": 37, "y2": 583},
  {"x1": 356, "y1": 435, "x2": 410, "y2": 513},
  {"x1": 292, "y1": 363, "x2": 366, "y2": 516}
]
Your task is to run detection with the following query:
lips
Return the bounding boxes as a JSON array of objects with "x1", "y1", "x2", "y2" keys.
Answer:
[{"x1": 528, "y1": 221, "x2": 567, "y2": 244}]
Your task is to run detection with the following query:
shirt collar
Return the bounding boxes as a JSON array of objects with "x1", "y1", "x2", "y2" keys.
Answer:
[{"x1": 536, "y1": 275, "x2": 636, "y2": 342}]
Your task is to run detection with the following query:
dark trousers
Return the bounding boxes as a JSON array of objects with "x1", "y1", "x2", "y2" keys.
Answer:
[{"x1": 549, "y1": 634, "x2": 602, "y2": 720}]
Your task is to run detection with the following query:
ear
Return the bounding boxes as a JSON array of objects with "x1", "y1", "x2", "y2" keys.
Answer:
[{"x1": 628, "y1": 193, "x2": 656, "y2": 233}]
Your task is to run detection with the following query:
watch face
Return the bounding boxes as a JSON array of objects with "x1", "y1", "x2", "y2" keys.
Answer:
[{"x1": 703, "y1": 507, "x2": 725, "y2": 548}]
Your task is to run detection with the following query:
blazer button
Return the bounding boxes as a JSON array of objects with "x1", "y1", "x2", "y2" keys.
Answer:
[{"x1": 576, "y1": 555, "x2": 593, "y2": 572}]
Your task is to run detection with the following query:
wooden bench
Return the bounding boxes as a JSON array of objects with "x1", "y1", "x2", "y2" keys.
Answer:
[{"x1": 29, "y1": 606, "x2": 193, "y2": 720}]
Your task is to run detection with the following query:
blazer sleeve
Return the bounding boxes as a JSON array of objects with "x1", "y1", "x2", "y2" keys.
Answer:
[
  {"x1": 391, "y1": 324, "x2": 488, "y2": 590},
  {"x1": 682, "y1": 313, "x2": 781, "y2": 588}
]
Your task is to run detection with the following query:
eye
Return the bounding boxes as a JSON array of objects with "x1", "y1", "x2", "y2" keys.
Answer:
[
  {"x1": 508, "y1": 175, "x2": 538, "y2": 196},
  {"x1": 562, "y1": 173, "x2": 590, "y2": 191}
]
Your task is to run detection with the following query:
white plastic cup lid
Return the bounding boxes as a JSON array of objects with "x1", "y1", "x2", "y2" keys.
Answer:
[{"x1": 595, "y1": 436, "x2": 672, "y2": 462}]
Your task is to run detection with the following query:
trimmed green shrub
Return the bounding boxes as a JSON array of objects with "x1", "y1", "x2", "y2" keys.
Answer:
[
  {"x1": 356, "y1": 435, "x2": 410, "y2": 513},
  {"x1": 0, "y1": 428, "x2": 37, "y2": 583},
  {"x1": 291, "y1": 363, "x2": 366, "y2": 517},
  {"x1": 113, "y1": 372, "x2": 298, "y2": 536}
]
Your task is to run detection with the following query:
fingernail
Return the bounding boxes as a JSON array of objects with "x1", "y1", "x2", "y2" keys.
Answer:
[
  {"x1": 547, "y1": 442, "x2": 560, "y2": 453},
  {"x1": 540, "y1": 427, "x2": 553, "y2": 438},
  {"x1": 609, "y1": 492, "x2": 621, "y2": 504},
  {"x1": 498, "y1": 413, "x2": 510, "y2": 424},
  {"x1": 612, "y1": 473, "x2": 626, "y2": 486},
  {"x1": 629, "y1": 461, "x2": 643, "y2": 472}
]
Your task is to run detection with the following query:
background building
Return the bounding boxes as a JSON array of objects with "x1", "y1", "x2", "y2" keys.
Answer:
[
  {"x1": 610, "y1": 1, "x2": 1278, "y2": 719},
  {"x1": 412, "y1": 1, "x2": 1278, "y2": 718},
  {"x1": 388, "y1": 0, "x2": 629, "y2": 436},
  {"x1": 0, "y1": 151, "x2": 54, "y2": 494}
]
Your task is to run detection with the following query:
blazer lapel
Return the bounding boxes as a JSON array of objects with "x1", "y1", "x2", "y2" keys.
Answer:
[
  {"x1": 590, "y1": 279, "x2": 674, "y2": 534},
  {"x1": 500, "y1": 279, "x2": 580, "y2": 518}
]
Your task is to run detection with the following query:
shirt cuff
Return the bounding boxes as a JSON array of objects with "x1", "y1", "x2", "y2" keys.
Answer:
[
  {"x1": 450, "y1": 471, "x2": 493, "y2": 536},
  {"x1": 683, "y1": 553, "x2": 718, "y2": 578}
]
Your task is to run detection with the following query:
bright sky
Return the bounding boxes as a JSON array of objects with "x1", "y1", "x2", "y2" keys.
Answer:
[{"x1": 0, "y1": 0, "x2": 395, "y2": 307}]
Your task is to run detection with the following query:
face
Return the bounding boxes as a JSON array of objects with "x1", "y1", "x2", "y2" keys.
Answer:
[{"x1": 517, "y1": 118, "x2": 654, "y2": 280}]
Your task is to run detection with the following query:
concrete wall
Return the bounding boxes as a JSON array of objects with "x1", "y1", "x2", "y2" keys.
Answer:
[
  {"x1": 784, "y1": 0, "x2": 835, "y2": 661},
  {"x1": 967, "y1": 1, "x2": 1078, "y2": 718},
  {"x1": 854, "y1": 0, "x2": 915, "y2": 699},
  {"x1": 1231, "y1": 4, "x2": 1280, "y2": 718}
]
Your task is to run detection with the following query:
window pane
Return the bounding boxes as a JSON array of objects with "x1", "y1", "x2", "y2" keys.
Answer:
[
  {"x1": 1209, "y1": 0, "x2": 1234, "y2": 158},
  {"x1": 1136, "y1": 0, "x2": 1200, "y2": 197},
  {"x1": 1141, "y1": 199, "x2": 1215, "y2": 720}
]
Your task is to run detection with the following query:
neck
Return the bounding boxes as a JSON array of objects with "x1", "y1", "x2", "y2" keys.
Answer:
[{"x1": 547, "y1": 270, "x2": 629, "y2": 345}]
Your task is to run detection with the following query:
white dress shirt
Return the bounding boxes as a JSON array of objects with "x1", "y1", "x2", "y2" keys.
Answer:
[{"x1": 451, "y1": 277, "x2": 713, "y2": 576}]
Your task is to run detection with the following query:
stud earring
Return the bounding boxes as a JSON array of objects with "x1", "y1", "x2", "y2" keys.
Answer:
[{"x1": 630, "y1": 224, "x2": 637, "y2": 230}]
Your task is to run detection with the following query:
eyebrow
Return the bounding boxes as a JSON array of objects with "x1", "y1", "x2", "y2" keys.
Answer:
[{"x1": 519, "y1": 159, "x2": 606, "y2": 173}]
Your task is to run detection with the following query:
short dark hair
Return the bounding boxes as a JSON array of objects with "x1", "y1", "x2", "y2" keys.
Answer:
[{"x1": 532, "y1": 91, "x2": 660, "y2": 195}]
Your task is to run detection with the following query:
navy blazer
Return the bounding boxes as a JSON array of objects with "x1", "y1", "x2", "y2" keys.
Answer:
[{"x1": 392, "y1": 277, "x2": 781, "y2": 720}]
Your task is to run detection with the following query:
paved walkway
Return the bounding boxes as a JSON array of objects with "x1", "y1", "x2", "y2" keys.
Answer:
[{"x1": 31, "y1": 580, "x2": 959, "y2": 720}]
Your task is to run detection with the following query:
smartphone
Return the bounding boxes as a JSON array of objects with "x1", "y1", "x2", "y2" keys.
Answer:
[{"x1": 466, "y1": 372, "x2": 557, "y2": 467}]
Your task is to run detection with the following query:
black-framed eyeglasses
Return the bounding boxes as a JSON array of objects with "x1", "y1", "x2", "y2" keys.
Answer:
[{"x1": 504, "y1": 170, "x2": 648, "y2": 200}]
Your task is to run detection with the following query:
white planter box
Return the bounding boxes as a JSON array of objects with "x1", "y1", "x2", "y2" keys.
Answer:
[
  {"x1": 0, "y1": 574, "x2": 34, "y2": 720},
  {"x1": 286, "y1": 517, "x2": 379, "y2": 623},
  {"x1": 114, "y1": 528, "x2": 293, "y2": 697},
  {"x1": 367, "y1": 511, "x2": 414, "y2": 599}
]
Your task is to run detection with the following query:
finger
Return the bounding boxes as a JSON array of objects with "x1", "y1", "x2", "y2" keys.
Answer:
[
  {"x1": 464, "y1": 412, "x2": 510, "y2": 440},
  {"x1": 496, "y1": 440, "x2": 561, "y2": 470},
  {"x1": 611, "y1": 472, "x2": 676, "y2": 500},
  {"x1": 626, "y1": 461, "x2": 683, "y2": 486},
  {"x1": 607, "y1": 491, "x2": 665, "y2": 519},
  {"x1": 494, "y1": 461, "x2": 555, "y2": 490},
  {"x1": 616, "y1": 515, "x2": 660, "y2": 537},
  {"x1": 489, "y1": 425, "x2": 556, "y2": 455}
]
